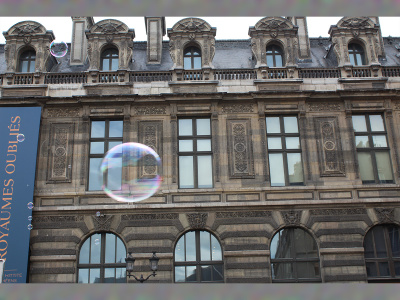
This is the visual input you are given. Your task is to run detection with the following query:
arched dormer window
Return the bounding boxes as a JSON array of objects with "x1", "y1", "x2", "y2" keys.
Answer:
[
  {"x1": 348, "y1": 43, "x2": 366, "y2": 66},
  {"x1": 101, "y1": 48, "x2": 119, "y2": 71},
  {"x1": 18, "y1": 49, "x2": 36, "y2": 72},
  {"x1": 266, "y1": 44, "x2": 284, "y2": 67},
  {"x1": 77, "y1": 232, "x2": 127, "y2": 283},
  {"x1": 184, "y1": 46, "x2": 201, "y2": 70}
]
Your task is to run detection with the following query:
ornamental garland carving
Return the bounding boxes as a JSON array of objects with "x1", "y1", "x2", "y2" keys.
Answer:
[
  {"x1": 374, "y1": 208, "x2": 395, "y2": 223},
  {"x1": 134, "y1": 106, "x2": 166, "y2": 115},
  {"x1": 34, "y1": 216, "x2": 85, "y2": 223},
  {"x1": 121, "y1": 213, "x2": 179, "y2": 220},
  {"x1": 281, "y1": 211, "x2": 302, "y2": 226},
  {"x1": 308, "y1": 103, "x2": 341, "y2": 112},
  {"x1": 222, "y1": 104, "x2": 254, "y2": 113},
  {"x1": 309, "y1": 208, "x2": 366, "y2": 215},
  {"x1": 216, "y1": 211, "x2": 272, "y2": 218},
  {"x1": 187, "y1": 213, "x2": 208, "y2": 229},
  {"x1": 338, "y1": 17, "x2": 373, "y2": 29},
  {"x1": 47, "y1": 107, "x2": 80, "y2": 118}
]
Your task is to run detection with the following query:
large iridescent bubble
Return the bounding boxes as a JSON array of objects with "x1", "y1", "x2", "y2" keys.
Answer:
[
  {"x1": 49, "y1": 40, "x2": 68, "y2": 58},
  {"x1": 100, "y1": 142, "x2": 162, "y2": 202}
]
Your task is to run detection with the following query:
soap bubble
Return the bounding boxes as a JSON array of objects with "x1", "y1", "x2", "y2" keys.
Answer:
[
  {"x1": 27, "y1": 202, "x2": 34, "y2": 209},
  {"x1": 96, "y1": 211, "x2": 101, "y2": 217},
  {"x1": 17, "y1": 133, "x2": 25, "y2": 142},
  {"x1": 94, "y1": 239, "x2": 100, "y2": 245},
  {"x1": 27, "y1": 224, "x2": 33, "y2": 230},
  {"x1": 28, "y1": 216, "x2": 32, "y2": 221},
  {"x1": 50, "y1": 40, "x2": 68, "y2": 58},
  {"x1": 100, "y1": 142, "x2": 162, "y2": 203}
]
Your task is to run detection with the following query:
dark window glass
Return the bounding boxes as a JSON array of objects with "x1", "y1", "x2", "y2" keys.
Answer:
[
  {"x1": 174, "y1": 231, "x2": 223, "y2": 283},
  {"x1": 270, "y1": 227, "x2": 321, "y2": 282},
  {"x1": 78, "y1": 233, "x2": 126, "y2": 283},
  {"x1": 364, "y1": 225, "x2": 400, "y2": 282},
  {"x1": 18, "y1": 50, "x2": 36, "y2": 72},
  {"x1": 101, "y1": 48, "x2": 119, "y2": 71},
  {"x1": 348, "y1": 43, "x2": 366, "y2": 66},
  {"x1": 184, "y1": 46, "x2": 202, "y2": 70},
  {"x1": 266, "y1": 45, "x2": 284, "y2": 67},
  {"x1": 266, "y1": 116, "x2": 304, "y2": 186},
  {"x1": 88, "y1": 120, "x2": 123, "y2": 190},
  {"x1": 352, "y1": 114, "x2": 393, "y2": 184},
  {"x1": 178, "y1": 118, "x2": 213, "y2": 189}
]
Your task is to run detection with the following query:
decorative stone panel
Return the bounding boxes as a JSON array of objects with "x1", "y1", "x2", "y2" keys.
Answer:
[
  {"x1": 92, "y1": 215, "x2": 114, "y2": 231},
  {"x1": 47, "y1": 107, "x2": 80, "y2": 118},
  {"x1": 374, "y1": 208, "x2": 395, "y2": 223},
  {"x1": 281, "y1": 211, "x2": 302, "y2": 226},
  {"x1": 221, "y1": 104, "x2": 254, "y2": 114},
  {"x1": 47, "y1": 123, "x2": 74, "y2": 183},
  {"x1": 134, "y1": 106, "x2": 167, "y2": 115},
  {"x1": 187, "y1": 213, "x2": 208, "y2": 229},
  {"x1": 314, "y1": 117, "x2": 345, "y2": 176},
  {"x1": 226, "y1": 119, "x2": 255, "y2": 178},
  {"x1": 138, "y1": 121, "x2": 163, "y2": 179}
]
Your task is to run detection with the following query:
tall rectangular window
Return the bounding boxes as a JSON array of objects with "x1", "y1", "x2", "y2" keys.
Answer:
[
  {"x1": 178, "y1": 118, "x2": 213, "y2": 188},
  {"x1": 352, "y1": 114, "x2": 394, "y2": 184},
  {"x1": 88, "y1": 120, "x2": 123, "y2": 190},
  {"x1": 266, "y1": 116, "x2": 304, "y2": 186}
]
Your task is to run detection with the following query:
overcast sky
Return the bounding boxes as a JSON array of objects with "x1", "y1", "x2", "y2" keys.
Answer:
[{"x1": 1, "y1": 17, "x2": 400, "y2": 44}]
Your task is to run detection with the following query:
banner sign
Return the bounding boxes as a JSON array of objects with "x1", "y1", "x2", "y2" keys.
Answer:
[{"x1": 0, "y1": 107, "x2": 42, "y2": 283}]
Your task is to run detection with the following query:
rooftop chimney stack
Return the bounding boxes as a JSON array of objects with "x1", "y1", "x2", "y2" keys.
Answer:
[
  {"x1": 145, "y1": 17, "x2": 166, "y2": 64},
  {"x1": 70, "y1": 17, "x2": 94, "y2": 66}
]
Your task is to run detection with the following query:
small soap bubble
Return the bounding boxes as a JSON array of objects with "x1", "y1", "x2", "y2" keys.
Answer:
[
  {"x1": 17, "y1": 133, "x2": 25, "y2": 142},
  {"x1": 100, "y1": 142, "x2": 162, "y2": 203},
  {"x1": 27, "y1": 224, "x2": 33, "y2": 230},
  {"x1": 50, "y1": 40, "x2": 68, "y2": 58},
  {"x1": 27, "y1": 202, "x2": 34, "y2": 209},
  {"x1": 94, "y1": 239, "x2": 100, "y2": 246},
  {"x1": 28, "y1": 216, "x2": 32, "y2": 221},
  {"x1": 96, "y1": 211, "x2": 101, "y2": 217}
]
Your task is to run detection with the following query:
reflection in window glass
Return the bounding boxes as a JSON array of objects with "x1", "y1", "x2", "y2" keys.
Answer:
[
  {"x1": 197, "y1": 156, "x2": 213, "y2": 188},
  {"x1": 269, "y1": 153, "x2": 285, "y2": 186},
  {"x1": 369, "y1": 115, "x2": 385, "y2": 132},
  {"x1": 283, "y1": 117, "x2": 298, "y2": 133},
  {"x1": 352, "y1": 116, "x2": 367, "y2": 132},
  {"x1": 179, "y1": 156, "x2": 194, "y2": 188},
  {"x1": 266, "y1": 117, "x2": 281, "y2": 133}
]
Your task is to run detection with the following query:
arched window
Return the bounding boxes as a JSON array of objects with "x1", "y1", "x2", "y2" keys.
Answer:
[
  {"x1": 348, "y1": 43, "x2": 366, "y2": 66},
  {"x1": 266, "y1": 45, "x2": 284, "y2": 67},
  {"x1": 18, "y1": 50, "x2": 36, "y2": 72},
  {"x1": 101, "y1": 48, "x2": 119, "y2": 71},
  {"x1": 77, "y1": 232, "x2": 127, "y2": 283},
  {"x1": 270, "y1": 227, "x2": 321, "y2": 282},
  {"x1": 174, "y1": 230, "x2": 223, "y2": 282},
  {"x1": 364, "y1": 224, "x2": 400, "y2": 282},
  {"x1": 184, "y1": 46, "x2": 201, "y2": 70}
]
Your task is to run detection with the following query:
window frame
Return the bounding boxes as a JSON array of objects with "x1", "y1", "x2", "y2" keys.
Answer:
[
  {"x1": 266, "y1": 115, "x2": 304, "y2": 186},
  {"x1": 352, "y1": 114, "x2": 394, "y2": 184},
  {"x1": 100, "y1": 47, "x2": 119, "y2": 71},
  {"x1": 77, "y1": 232, "x2": 127, "y2": 283},
  {"x1": 18, "y1": 49, "x2": 36, "y2": 72},
  {"x1": 178, "y1": 117, "x2": 213, "y2": 189},
  {"x1": 348, "y1": 42, "x2": 366, "y2": 66},
  {"x1": 174, "y1": 230, "x2": 224, "y2": 283},
  {"x1": 266, "y1": 44, "x2": 284, "y2": 68},
  {"x1": 183, "y1": 46, "x2": 202, "y2": 70}
]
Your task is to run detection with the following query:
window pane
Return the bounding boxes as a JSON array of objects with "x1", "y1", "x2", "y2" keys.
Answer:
[
  {"x1": 197, "y1": 139, "x2": 211, "y2": 151},
  {"x1": 78, "y1": 269, "x2": 89, "y2": 283},
  {"x1": 369, "y1": 115, "x2": 385, "y2": 132},
  {"x1": 179, "y1": 156, "x2": 194, "y2": 188},
  {"x1": 105, "y1": 234, "x2": 116, "y2": 263},
  {"x1": 109, "y1": 141, "x2": 122, "y2": 151},
  {"x1": 193, "y1": 57, "x2": 201, "y2": 69},
  {"x1": 379, "y1": 262, "x2": 390, "y2": 276},
  {"x1": 185, "y1": 231, "x2": 196, "y2": 261},
  {"x1": 374, "y1": 226, "x2": 388, "y2": 258},
  {"x1": 29, "y1": 61, "x2": 35, "y2": 72},
  {"x1": 197, "y1": 156, "x2": 213, "y2": 188},
  {"x1": 201, "y1": 265, "x2": 212, "y2": 281},
  {"x1": 111, "y1": 58, "x2": 118, "y2": 71},
  {"x1": 395, "y1": 262, "x2": 400, "y2": 276},
  {"x1": 211, "y1": 235, "x2": 222, "y2": 261},
  {"x1": 116, "y1": 237, "x2": 126, "y2": 263},
  {"x1": 287, "y1": 153, "x2": 304, "y2": 185},
  {"x1": 90, "y1": 234, "x2": 101, "y2": 264},
  {"x1": 267, "y1": 137, "x2": 282, "y2": 149},
  {"x1": 200, "y1": 231, "x2": 211, "y2": 261},
  {"x1": 212, "y1": 265, "x2": 224, "y2": 281},
  {"x1": 179, "y1": 140, "x2": 193, "y2": 152},
  {"x1": 355, "y1": 136, "x2": 369, "y2": 148},
  {"x1": 275, "y1": 55, "x2": 283, "y2": 67},
  {"x1": 107, "y1": 156, "x2": 122, "y2": 190},
  {"x1": 89, "y1": 269, "x2": 101, "y2": 283},
  {"x1": 364, "y1": 231, "x2": 375, "y2": 258},
  {"x1": 285, "y1": 137, "x2": 300, "y2": 149},
  {"x1": 184, "y1": 57, "x2": 191, "y2": 69},
  {"x1": 357, "y1": 152, "x2": 374, "y2": 183},
  {"x1": 90, "y1": 142, "x2": 104, "y2": 154},
  {"x1": 283, "y1": 117, "x2": 298, "y2": 133},
  {"x1": 179, "y1": 119, "x2": 193, "y2": 136},
  {"x1": 349, "y1": 54, "x2": 355, "y2": 66},
  {"x1": 115, "y1": 268, "x2": 126, "y2": 283},
  {"x1": 376, "y1": 152, "x2": 393, "y2": 183},
  {"x1": 352, "y1": 116, "x2": 367, "y2": 132},
  {"x1": 89, "y1": 158, "x2": 103, "y2": 190},
  {"x1": 186, "y1": 266, "x2": 197, "y2": 282},
  {"x1": 271, "y1": 231, "x2": 292, "y2": 259},
  {"x1": 389, "y1": 226, "x2": 400, "y2": 257},
  {"x1": 91, "y1": 121, "x2": 105, "y2": 138},
  {"x1": 269, "y1": 153, "x2": 285, "y2": 186},
  {"x1": 294, "y1": 228, "x2": 317, "y2": 258},
  {"x1": 372, "y1": 135, "x2": 387, "y2": 147},
  {"x1": 366, "y1": 262, "x2": 378, "y2": 277},
  {"x1": 296, "y1": 262, "x2": 320, "y2": 279},
  {"x1": 196, "y1": 119, "x2": 211, "y2": 135},
  {"x1": 267, "y1": 55, "x2": 274, "y2": 67},
  {"x1": 175, "y1": 266, "x2": 185, "y2": 282},
  {"x1": 272, "y1": 263, "x2": 294, "y2": 279},
  {"x1": 102, "y1": 58, "x2": 110, "y2": 71},
  {"x1": 79, "y1": 239, "x2": 90, "y2": 263},
  {"x1": 20, "y1": 60, "x2": 28, "y2": 72},
  {"x1": 104, "y1": 268, "x2": 115, "y2": 283},
  {"x1": 175, "y1": 236, "x2": 185, "y2": 262},
  {"x1": 109, "y1": 121, "x2": 123, "y2": 137},
  {"x1": 355, "y1": 53, "x2": 363, "y2": 65},
  {"x1": 266, "y1": 117, "x2": 281, "y2": 133}
]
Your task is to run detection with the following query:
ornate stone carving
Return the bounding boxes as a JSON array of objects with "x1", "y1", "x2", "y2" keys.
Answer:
[
  {"x1": 227, "y1": 119, "x2": 254, "y2": 178},
  {"x1": 281, "y1": 211, "x2": 302, "y2": 225},
  {"x1": 310, "y1": 208, "x2": 366, "y2": 215},
  {"x1": 256, "y1": 17, "x2": 291, "y2": 30},
  {"x1": 172, "y1": 18, "x2": 212, "y2": 32},
  {"x1": 222, "y1": 104, "x2": 254, "y2": 113},
  {"x1": 338, "y1": 17, "x2": 374, "y2": 29},
  {"x1": 47, "y1": 107, "x2": 80, "y2": 118},
  {"x1": 121, "y1": 213, "x2": 179, "y2": 220},
  {"x1": 314, "y1": 117, "x2": 345, "y2": 176},
  {"x1": 375, "y1": 208, "x2": 395, "y2": 223},
  {"x1": 138, "y1": 121, "x2": 163, "y2": 178},
  {"x1": 47, "y1": 123, "x2": 74, "y2": 182},
  {"x1": 308, "y1": 103, "x2": 341, "y2": 111},
  {"x1": 134, "y1": 106, "x2": 166, "y2": 115},
  {"x1": 11, "y1": 22, "x2": 45, "y2": 35},
  {"x1": 34, "y1": 216, "x2": 84, "y2": 223},
  {"x1": 187, "y1": 213, "x2": 208, "y2": 229},
  {"x1": 216, "y1": 211, "x2": 272, "y2": 218},
  {"x1": 92, "y1": 215, "x2": 114, "y2": 231}
]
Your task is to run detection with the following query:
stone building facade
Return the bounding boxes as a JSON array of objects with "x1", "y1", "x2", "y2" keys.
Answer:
[{"x1": 1, "y1": 16, "x2": 400, "y2": 283}]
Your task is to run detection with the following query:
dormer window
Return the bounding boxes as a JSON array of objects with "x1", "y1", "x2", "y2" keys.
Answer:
[
  {"x1": 184, "y1": 46, "x2": 201, "y2": 70},
  {"x1": 18, "y1": 50, "x2": 36, "y2": 72},
  {"x1": 101, "y1": 48, "x2": 119, "y2": 71},
  {"x1": 348, "y1": 43, "x2": 366, "y2": 66},
  {"x1": 266, "y1": 45, "x2": 284, "y2": 67}
]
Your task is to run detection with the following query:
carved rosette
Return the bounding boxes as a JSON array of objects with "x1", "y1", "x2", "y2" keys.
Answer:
[
  {"x1": 281, "y1": 211, "x2": 302, "y2": 226},
  {"x1": 138, "y1": 121, "x2": 163, "y2": 179},
  {"x1": 92, "y1": 215, "x2": 114, "y2": 231},
  {"x1": 314, "y1": 117, "x2": 345, "y2": 176},
  {"x1": 375, "y1": 208, "x2": 395, "y2": 223},
  {"x1": 227, "y1": 119, "x2": 254, "y2": 178},
  {"x1": 187, "y1": 213, "x2": 208, "y2": 229},
  {"x1": 47, "y1": 123, "x2": 74, "y2": 182}
]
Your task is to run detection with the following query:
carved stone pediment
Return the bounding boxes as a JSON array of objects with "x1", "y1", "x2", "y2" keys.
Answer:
[
  {"x1": 337, "y1": 17, "x2": 374, "y2": 29},
  {"x1": 254, "y1": 17, "x2": 294, "y2": 31},
  {"x1": 8, "y1": 21, "x2": 47, "y2": 36},
  {"x1": 172, "y1": 17, "x2": 212, "y2": 32},
  {"x1": 90, "y1": 19, "x2": 129, "y2": 34}
]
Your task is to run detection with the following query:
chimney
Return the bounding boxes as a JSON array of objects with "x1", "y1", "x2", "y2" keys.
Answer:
[
  {"x1": 145, "y1": 17, "x2": 166, "y2": 64},
  {"x1": 293, "y1": 17, "x2": 311, "y2": 59},
  {"x1": 70, "y1": 17, "x2": 94, "y2": 66}
]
